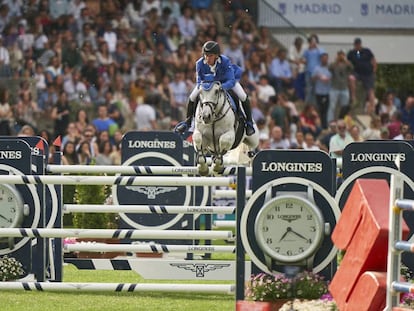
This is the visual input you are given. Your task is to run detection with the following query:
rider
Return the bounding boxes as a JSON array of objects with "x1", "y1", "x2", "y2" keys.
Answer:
[{"x1": 174, "y1": 41, "x2": 256, "y2": 136}]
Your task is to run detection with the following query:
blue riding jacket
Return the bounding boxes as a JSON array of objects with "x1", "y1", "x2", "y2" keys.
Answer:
[{"x1": 195, "y1": 55, "x2": 242, "y2": 91}]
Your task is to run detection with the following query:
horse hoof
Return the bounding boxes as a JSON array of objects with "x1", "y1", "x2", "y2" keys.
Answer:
[
  {"x1": 198, "y1": 165, "x2": 209, "y2": 176},
  {"x1": 213, "y1": 164, "x2": 224, "y2": 174}
]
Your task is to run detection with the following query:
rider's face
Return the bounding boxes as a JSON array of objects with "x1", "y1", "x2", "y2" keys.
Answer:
[{"x1": 204, "y1": 53, "x2": 218, "y2": 66}]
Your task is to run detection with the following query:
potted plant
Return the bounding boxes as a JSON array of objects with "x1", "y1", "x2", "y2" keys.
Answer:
[
  {"x1": 237, "y1": 270, "x2": 332, "y2": 311},
  {"x1": 0, "y1": 256, "x2": 25, "y2": 281},
  {"x1": 71, "y1": 177, "x2": 122, "y2": 259}
]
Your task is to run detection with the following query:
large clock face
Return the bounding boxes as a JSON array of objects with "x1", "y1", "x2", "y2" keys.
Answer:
[
  {"x1": 0, "y1": 184, "x2": 24, "y2": 228},
  {"x1": 255, "y1": 195, "x2": 324, "y2": 263}
]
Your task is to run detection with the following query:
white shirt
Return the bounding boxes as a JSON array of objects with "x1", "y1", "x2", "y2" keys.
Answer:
[
  {"x1": 135, "y1": 103, "x2": 156, "y2": 130},
  {"x1": 0, "y1": 46, "x2": 10, "y2": 64},
  {"x1": 103, "y1": 31, "x2": 117, "y2": 53}
]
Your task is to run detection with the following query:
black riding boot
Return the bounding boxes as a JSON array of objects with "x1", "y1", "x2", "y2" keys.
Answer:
[
  {"x1": 241, "y1": 97, "x2": 255, "y2": 136},
  {"x1": 175, "y1": 100, "x2": 196, "y2": 133}
]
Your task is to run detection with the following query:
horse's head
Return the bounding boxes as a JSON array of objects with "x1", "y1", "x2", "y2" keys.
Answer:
[{"x1": 198, "y1": 81, "x2": 226, "y2": 124}]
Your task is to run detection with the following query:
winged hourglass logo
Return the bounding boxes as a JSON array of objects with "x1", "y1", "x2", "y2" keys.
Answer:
[
  {"x1": 170, "y1": 263, "x2": 231, "y2": 277},
  {"x1": 125, "y1": 186, "x2": 178, "y2": 199}
]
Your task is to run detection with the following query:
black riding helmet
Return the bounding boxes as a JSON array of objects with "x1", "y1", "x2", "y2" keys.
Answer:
[{"x1": 202, "y1": 41, "x2": 220, "y2": 55}]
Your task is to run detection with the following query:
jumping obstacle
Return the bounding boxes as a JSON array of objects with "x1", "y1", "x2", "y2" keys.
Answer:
[
  {"x1": 47, "y1": 164, "x2": 252, "y2": 176},
  {"x1": 63, "y1": 204, "x2": 236, "y2": 214},
  {"x1": 0, "y1": 174, "x2": 235, "y2": 187},
  {"x1": 0, "y1": 228, "x2": 233, "y2": 240},
  {"x1": 0, "y1": 282, "x2": 235, "y2": 294},
  {"x1": 0, "y1": 154, "x2": 248, "y2": 297}
]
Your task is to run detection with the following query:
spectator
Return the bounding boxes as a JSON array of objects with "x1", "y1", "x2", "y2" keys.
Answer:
[
  {"x1": 77, "y1": 140, "x2": 93, "y2": 164},
  {"x1": 95, "y1": 140, "x2": 114, "y2": 165},
  {"x1": 329, "y1": 119, "x2": 353, "y2": 159},
  {"x1": 401, "y1": 96, "x2": 414, "y2": 132},
  {"x1": 269, "y1": 125, "x2": 289, "y2": 149},
  {"x1": 387, "y1": 110, "x2": 402, "y2": 139},
  {"x1": 51, "y1": 90, "x2": 71, "y2": 138},
  {"x1": 349, "y1": 125, "x2": 363, "y2": 142},
  {"x1": 291, "y1": 130, "x2": 305, "y2": 149},
  {"x1": 257, "y1": 132, "x2": 271, "y2": 151},
  {"x1": 256, "y1": 75, "x2": 276, "y2": 106},
  {"x1": 300, "y1": 104, "x2": 322, "y2": 138},
  {"x1": 377, "y1": 91, "x2": 397, "y2": 119},
  {"x1": 169, "y1": 70, "x2": 188, "y2": 121},
  {"x1": 268, "y1": 48, "x2": 293, "y2": 93},
  {"x1": 194, "y1": 7, "x2": 215, "y2": 33},
  {"x1": 319, "y1": 120, "x2": 337, "y2": 153},
  {"x1": 328, "y1": 50, "x2": 353, "y2": 124},
  {"x1": 312, "y1": 52, "x2": 331, "y2": 129},
  {"x1": 101, "y1": 22, "x2": 117, "y2": 54},
  {"x1": 362, "y1": 114, "x2": 382, "y2": 140},
  {"x1": 140, "y1": 0, "x2": 161, "y2": 16},
  {"x1": 62, "y1": 141, "x2": 79, "y2": 165},
  {"x1": 135, "y1": 95, "x2": 157, "y2": 131},
  {"x1": 0, "y1": 36, "x2": 11, "y2": 77},
  {"x1": 304, "y1": 132, "x2": 320, "y2": 150},
  {"x1": 302, "y1": 34, "x2": 325, "y2": 105},
  {"x1": 0, "y1": 87, "x2": 12, "y2": 135},
  {"x1": 77, "y1": 22, "x2": 97, "y2": 51},
  {"x1": 14, "y1": 91, "x2": 40, "y2": 132},
  {"x1": 62, "y1": 122, "x2": 81, "y2": 148},
  {"x1": 166, "y1": 23, "x2": 183, "y2": 53},
  {"x1": 393, "y1": 123, "x2": 410, "y2": 140},
  {"x1": 269, "y1": 95, "x2": 288, "y2": 133},
  {"x1": 347, "y1": 37, "x2": 377, "y2": 114},
  {"x1": 288, "y1": 36, "x2": 306, "y2": 100},
  {"x1": 92, "y1": 104, "x2": 118, "y2": 135},
  {"x1": 224, "y1": 36, "x2": 245, "y2": 71},
  {"x1": 96, "y1": 41, "x2": 114, "y2": 67},
  {"x1": 177, "y1": 5, "x2": 196, "y2": 45}
]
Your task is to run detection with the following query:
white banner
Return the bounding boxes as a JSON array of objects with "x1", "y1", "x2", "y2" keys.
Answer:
[{"x1": 260, "y1": 0, "x2": 414, "y2": 28}]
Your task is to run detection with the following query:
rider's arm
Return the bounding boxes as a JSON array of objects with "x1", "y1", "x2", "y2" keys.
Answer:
[{"x1": 220, "y1": 57, "x2": 236, "y2": 90}]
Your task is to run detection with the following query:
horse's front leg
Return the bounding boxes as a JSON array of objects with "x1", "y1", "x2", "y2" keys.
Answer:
[
  {"x1": 192, "y1": 130, "x2": 209, "y2": 176},
  {"x1": 213, "y1": 131, "x2": 235, "y2": 173},
  {"x1": 218, "y1": 131, "x2": 235, "y2": 155}
]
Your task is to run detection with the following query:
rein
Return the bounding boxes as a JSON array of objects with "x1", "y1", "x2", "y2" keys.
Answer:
[{"x1": 200, "y1": 87, "x2": 234, "y2": 155}]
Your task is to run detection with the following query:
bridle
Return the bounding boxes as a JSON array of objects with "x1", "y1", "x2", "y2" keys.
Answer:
[
  {"x1": 199, "y1": 83, "x2": 231, "y2": 123},
  {"x1": 199, "y1": 83, "x2": 233, "y2": 155}
]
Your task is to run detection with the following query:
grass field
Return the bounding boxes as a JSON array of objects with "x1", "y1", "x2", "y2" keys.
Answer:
[{"x1": 1, "y1": 264, "x2": 235, "y2": 311}]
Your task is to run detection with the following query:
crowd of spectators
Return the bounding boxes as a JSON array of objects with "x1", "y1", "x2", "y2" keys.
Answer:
[{"x1": 0, "y1": 0, "x2": 411, "y2": 166}]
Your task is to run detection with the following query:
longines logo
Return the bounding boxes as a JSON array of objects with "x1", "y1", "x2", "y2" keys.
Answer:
[
  {"x1": 127, "y1": 140, "x2": 176, "y2": 149},
  {"x1": 0, "y1": 150, "x2": 22, "y2": 159},
  {"x1": 261, "y1": 162, "x2": 322, "y2": 172},
  {"x1": 126, "y1": 186, "x2": 178, "y2": 199},
  {"x1": 278, "y1": 215, "x2": 301, "y2": 222},
  {"x1": 350, "y1": 152, "x2": 406, "y2": 162},
  {"x1": 170, "y1": 263, "x2": 231, "y2": 277}
]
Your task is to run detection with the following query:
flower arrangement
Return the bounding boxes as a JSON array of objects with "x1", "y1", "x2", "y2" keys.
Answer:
[
  {"x1": 0, "y1": 256, "x2": 25, "y2": 281},
  {"x1": 401, "y1": 292, "x2": 414, "y2": 308},
  {"x1": 245, "y1": 270, "x2": 329, "y2": 302}
]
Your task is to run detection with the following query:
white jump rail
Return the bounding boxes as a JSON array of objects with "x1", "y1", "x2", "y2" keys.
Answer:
[
  {"x1": 0, "y1": 228, "x2": 232, "y2": 240},
  {"x1": 47, "y1": 164, "x2": 252, "y2": 176},
  {"x1": 0, "y1": 175, "x2": 234, "y2": 187},
  {"x1": 63, "y1": 204, "x2": 236, "y2": 214},
  {"x1": 65, "y1": 243, "x2": 236, "y2": 254},
  {"x1": 0, "y1": 282, "x2": 235, "y2": 294},
  {"x1": 212, "y1": 189, "x2": 252, "y2": 199}
]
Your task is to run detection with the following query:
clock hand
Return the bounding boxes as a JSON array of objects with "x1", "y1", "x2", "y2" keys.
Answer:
[
  {"x1": 278, "y1": 227, "x2": 292, "y2": 242},
  {"x1": 289, "y1": 229, "x2": 309, "y2": 241},
  {"x1": 0, "y1": 214, "x2": 10, "y2": 222}
]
